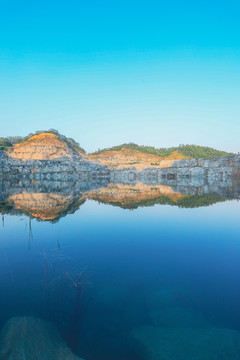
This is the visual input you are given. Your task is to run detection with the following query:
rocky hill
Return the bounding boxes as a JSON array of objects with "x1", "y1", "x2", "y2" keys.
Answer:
[
  {"x1": 0, "y1": 131, "x2": 239, "y2": 180},
  {"x1": 89, "y1": 148, "x2": 188, "y2": 170},
  {"x1": 7, "y1": 132, "x2": 83, "y2": 160}
]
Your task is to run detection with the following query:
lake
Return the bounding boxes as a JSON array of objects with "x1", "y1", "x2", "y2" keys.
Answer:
[{"x1": 0, "y1": 177, "x2": 240, "y2": 359}]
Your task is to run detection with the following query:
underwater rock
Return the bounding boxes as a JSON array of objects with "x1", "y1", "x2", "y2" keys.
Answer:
[
  {"x1": 150, "y1": 306, "x2": 210, "y2": 328},
  {"x1": 131, "y1": 325, "x2": 240, "y2": 360},
  {"x1": 0, "y1": 316, "x2": 84, "y2": 360}
]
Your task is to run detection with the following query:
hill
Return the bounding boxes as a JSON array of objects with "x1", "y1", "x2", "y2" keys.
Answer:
[
  {"x1": 89, "y1": 148, "x2": 189, "y2": 170},
  {"x1": 0, "y1": 130, "x2": 235, "y2": 167},
  {"x1": 6, "y1": 132, "x2": 85, "y2": 160},
  {"x1": 0, "y1": 129, "x2": 86, "y2": 155},
  {"x1": 91, "y1": 143, "x2": 233, "y2": 159},
  {"x1": 89, "y1": 143, "x2": 234, "y2": 169}
]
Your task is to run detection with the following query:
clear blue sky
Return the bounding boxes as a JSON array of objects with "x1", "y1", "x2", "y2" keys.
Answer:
[{"x1": 0, "y1": 0, "x2": 239, "y2": 152}]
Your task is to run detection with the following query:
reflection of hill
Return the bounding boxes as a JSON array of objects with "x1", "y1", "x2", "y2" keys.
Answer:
[
  {"x1": 88, "y1": 183, "x2": 189, "y2": 209},
  {"x1": 8, "y1": 193, "x2": 85, "y2": 220},
  {"x1": 92, "y1": 193, "x2": 227, "y2": 209},
  {"x1": 0, "y1": 177, "x2": 108, "y2": 221},
  {"x1": 0, "y1": 177, "x2": 239, "y2": 221}
]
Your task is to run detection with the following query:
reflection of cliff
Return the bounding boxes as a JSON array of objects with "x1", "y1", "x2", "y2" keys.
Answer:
[
  {"x1": 8, "y1": 193, "x2": 85, "y2": 220},
  {"x1": 0, "y1": 177, "x2": 239, "y2": 221},
  {"x1": 0, "y1": 177, "x2": 109, "y2": 221},
  {"x1": 88, "y1": 183, "x2": 188, "y2": 208}
]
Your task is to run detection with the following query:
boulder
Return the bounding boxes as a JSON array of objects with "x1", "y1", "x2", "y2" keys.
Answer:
[{"x1": 0, "y1": 316, "x2": 84, "y2": 360}]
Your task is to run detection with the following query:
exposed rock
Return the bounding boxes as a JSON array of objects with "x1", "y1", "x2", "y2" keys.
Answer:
[
  {"x1": 1, "y1": 141, "x2": 240, "y2": 184},
  {"x1": 89, "y1": 148, "x2": 188, "y2": 170},
  {"x1": 110, "y1": 155, "x2": 240, "y2": 183},
  {"x1": 131, "y1": 325, "x2": 240, "y2": 360},
  {"x1": 8, "y1": 133, "x2": 82, "y2": 160},
  {"x1": 1, "y1": 132, "x2": 239, "y2": 181},
  {"x1": 0, "y1": 151, "x2": 110, "y2": 181},
  {"x1": 0, "y1": 316, "x2": 84, "y2": 360}
]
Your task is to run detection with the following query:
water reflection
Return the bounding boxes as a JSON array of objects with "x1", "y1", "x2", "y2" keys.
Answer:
[
  {"x1": 1, "y1": 173, "x2": 240, "y2": 359},
  {"x1": 0, "y1": 174, "x2": 239, "y2": 221}
]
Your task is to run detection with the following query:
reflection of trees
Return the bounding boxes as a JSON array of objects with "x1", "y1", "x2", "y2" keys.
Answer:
[
  {"x1": 28, "y1": 218, "x2": 33, "y2": 249},
  {"x1": 94, "y1": 194, "x2": 228, "y2": 210}
]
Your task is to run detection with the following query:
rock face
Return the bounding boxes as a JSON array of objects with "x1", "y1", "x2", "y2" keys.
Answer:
[
  {"x1": 1, "y1": 133, "x2": 239, "y2": 183},
  {"x1": 0, "y1": 152, "x2": 110, "y2": 181},
  {"x1": 8, "y1": 133, "x2": 82, "y2": 160},
  {"x1": 0, "y1": 133, "x2": 110, "y2": 181},
  {"x1": 89, "y1": 148, "x2": 188, "y2": 170},
  {"x1": 110, "y1": 155, "x2": 240, "y2": 183},
  {"x1": 131, "y1": 325, "x2": 240, "y2": 360},
  {"x1": 0, "y1": 316, "x2": 84, "y2": 360}
]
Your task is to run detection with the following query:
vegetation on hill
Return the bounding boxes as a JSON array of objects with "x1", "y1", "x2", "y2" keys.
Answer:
[
  {"x1": 93, "y1": 194, "x2": 228, "y2": 209},
  {"x1": 91, "y1": 143, "x2": 234, "y2": 159},
  {"x1": 0, "y1": 138, "x2": 12, "y2": 151},
  {"x1": 0, "y1": 130, "x2": 235, "y2": 158},
  {"x1": 0, "y1": 129, "x2": 86, "y2": 154}
]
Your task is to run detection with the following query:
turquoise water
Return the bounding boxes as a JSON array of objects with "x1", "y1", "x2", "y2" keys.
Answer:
[{"x1": 1, "y1": 190, "x2": 240, "y2": 359}]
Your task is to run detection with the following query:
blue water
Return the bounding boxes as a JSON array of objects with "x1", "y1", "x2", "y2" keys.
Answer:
[{"x1": 1, "y1": 198, "x2": 240, "y2": 359}]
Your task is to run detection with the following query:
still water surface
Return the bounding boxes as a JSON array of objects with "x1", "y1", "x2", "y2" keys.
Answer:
[{"x1": 0, "y1": 181, "x2": 240, "y2": 359}]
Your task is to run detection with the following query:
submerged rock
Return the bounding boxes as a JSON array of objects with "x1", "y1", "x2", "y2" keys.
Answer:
[
  {"x1": 150, "y1": 306, "x2": 210, "y2": 328},
  {"x1": 131, "y1": 325, "x2": 240, "y2": 360},
  {"x1": 0, "y1": 316, "x2": 84, "y2": 360}
]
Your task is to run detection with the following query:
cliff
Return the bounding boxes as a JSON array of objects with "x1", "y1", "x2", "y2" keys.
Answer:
[
  {"x1": 0, "y1": 133, "x2": 109, "y2": 180},
  {"x1": 110, "y1": 155, "x2": 240, "y2": 183},
  {"x1": 0, "y1": 132, "x2": 239, "y2": 182}
]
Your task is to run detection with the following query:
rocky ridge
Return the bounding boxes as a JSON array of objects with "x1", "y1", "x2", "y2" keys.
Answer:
[{"x1": 0, "y1": 132, "x2": 239, "y2": 183}]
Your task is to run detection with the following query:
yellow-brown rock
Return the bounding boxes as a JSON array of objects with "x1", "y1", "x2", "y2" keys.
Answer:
[
  {"x1": 8, "y1": 133, "x2": 81, "y2": 160},
  {"x1": 89, "y1": 149, "x2": 189, "y2": 170}
]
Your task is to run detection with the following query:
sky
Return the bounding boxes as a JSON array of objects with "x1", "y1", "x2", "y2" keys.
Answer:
[{"x1": 0, "y1": 0, "x2": 239, "y2": 153}]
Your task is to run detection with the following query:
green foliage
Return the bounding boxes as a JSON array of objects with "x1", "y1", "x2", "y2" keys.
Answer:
[
  {"x1": 172, "y1": 144, "x2": 233, "y2": 159},
  {"x1": 0, "y1": 201, "x2": 13, "y2": 214},
  {"x1": 0, "y1": 138, "x2": 12, "y2": 151},
  {"x1": 0, "y1": 146, "x2": 10, "y2": 151},
  {"x1": 95, "y1": 194, "x2": 228, "y2": 210},
  {"x1": 91, "y1": 143, "x2": 234, "y2": 159},
  {"x1": 176, "y1": 194, "x2": 228, "y2": 208},
  {"x1": 92, "y1": 143, "x2": 160, "y2": 155}
]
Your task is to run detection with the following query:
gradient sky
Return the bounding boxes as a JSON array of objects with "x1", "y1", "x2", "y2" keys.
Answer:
[{"x1": 0, "y1": 0, "x2": 239, "y2": 152}]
